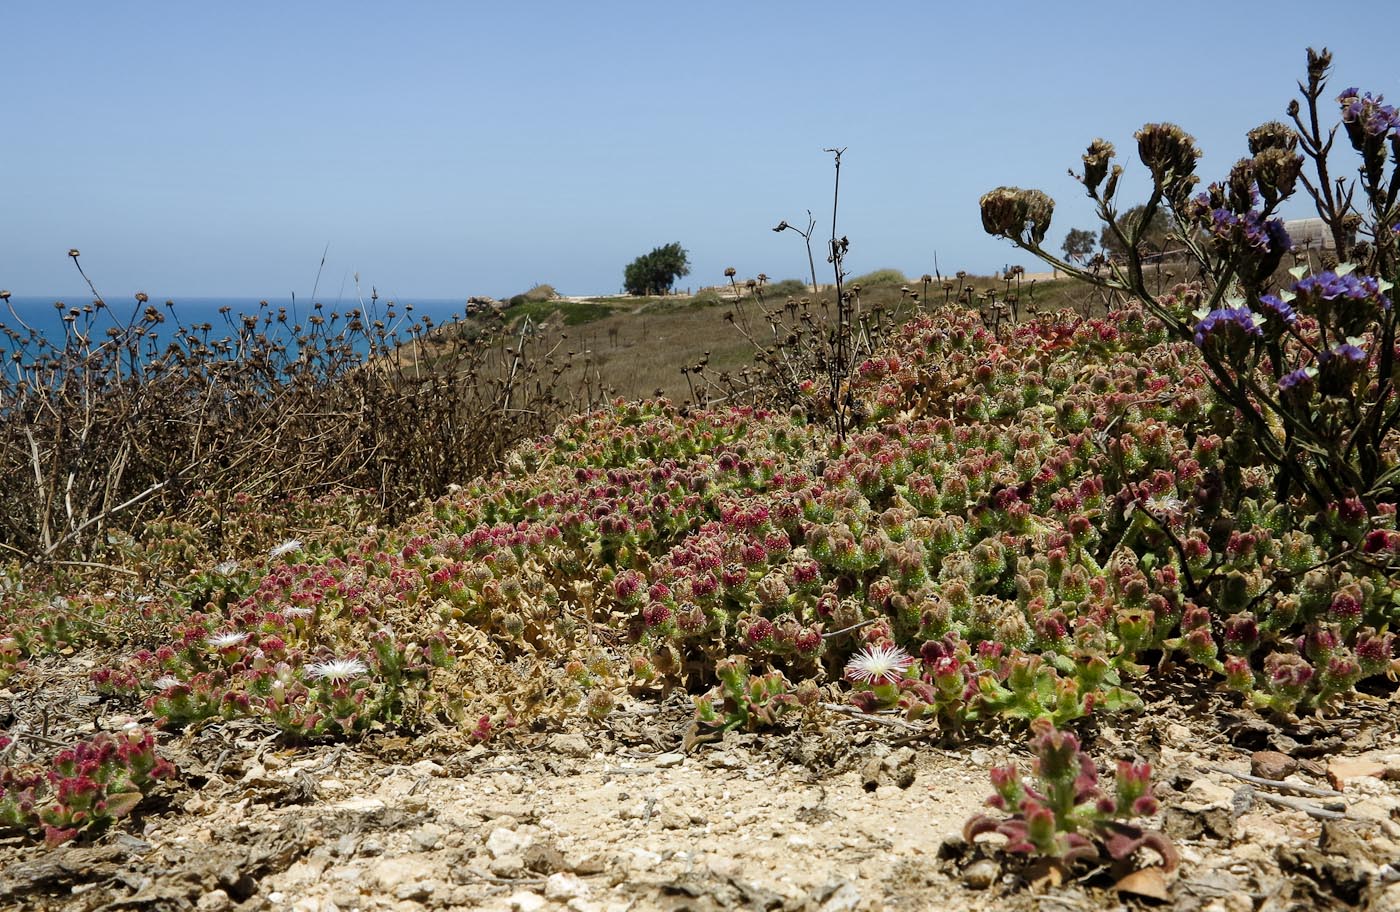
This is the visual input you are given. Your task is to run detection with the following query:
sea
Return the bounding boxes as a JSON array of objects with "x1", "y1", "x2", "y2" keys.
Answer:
[{"x1": 0, "y1": 295, "x2": 479, "y2": 361}]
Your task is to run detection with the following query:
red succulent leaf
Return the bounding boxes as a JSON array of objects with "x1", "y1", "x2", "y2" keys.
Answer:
[
  {"x1": 1102, "y1": 821, "x2": 1179, "y2": 872},
  {"x1": 963, "y1": 813, "x2": 1005, "y2": 843}
]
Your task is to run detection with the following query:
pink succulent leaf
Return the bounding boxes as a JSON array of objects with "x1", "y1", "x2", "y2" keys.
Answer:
[
  {"x1": 963, "y1": 813, "x2": 1006, "y2": 843},
  {"x1": 1102, "y1": 822, "x2": 1179, "y2": 872},
  {"x1": 103, "y1": 791, "x2": 143, "y2": 818}
]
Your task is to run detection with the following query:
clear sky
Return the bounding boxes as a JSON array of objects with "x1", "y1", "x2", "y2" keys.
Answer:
[{"x1": 4, "y1": 2, "x2": 1396, "y2": 300}]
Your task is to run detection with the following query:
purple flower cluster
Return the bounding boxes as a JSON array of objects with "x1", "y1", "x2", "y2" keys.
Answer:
[
  {"x1": 1200, "y1": 205, "x2": 1291, "y2": 264},
  {"x1": 1255, "y1": 294, "x2": 1297, "y2": 326},
  {"x1": 1278, "y1": 366, "x2": 1315, "y2": 396},
  {"x1": 1339, "y1": 88, "x2": 1400, "y2": 138},
  {"x1": 1192, "y1": 306, "x2": 1262, "y2": 349},
  {"x1": 1294, "y1": 270, "x2": 1392, "y2": 308}
]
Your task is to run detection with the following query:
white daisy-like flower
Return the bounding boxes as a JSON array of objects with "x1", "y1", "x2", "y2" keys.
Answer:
[
  {"x1": 281, "y1": 606, "x2": 314, "y2": 619},
  {"x1": 268, "y1": 539, "x2": 303, "y2": 560},
  {"x1": 305, "y1": 658, "x2": 369, "y2": 685},
  {"x1": 844, "y1": 643, "x2": 916, "y2": 686},
  {"x1": 213, "y1": 560, "x2": 240, "y2": 576},
  {"x1": 152, "y1": 675, "x2": 182, "y2": 690},
  {"x1": 207, "y1": 631, "x2": 250, "y2": 649}
]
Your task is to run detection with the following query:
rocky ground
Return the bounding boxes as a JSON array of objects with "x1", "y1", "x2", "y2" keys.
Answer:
[{"x1": 5, "y1": 659, "x2": 1400, "y2": 912}]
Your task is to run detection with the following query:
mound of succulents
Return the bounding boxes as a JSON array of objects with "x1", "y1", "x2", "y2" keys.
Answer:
[{"x1": 29, "y1": 300, "x2": 1379, "y2": 749}]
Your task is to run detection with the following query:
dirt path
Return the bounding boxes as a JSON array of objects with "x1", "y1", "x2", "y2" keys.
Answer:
[{"x1": 7, "y1": 680, "x2": 1400, "y2": 910}]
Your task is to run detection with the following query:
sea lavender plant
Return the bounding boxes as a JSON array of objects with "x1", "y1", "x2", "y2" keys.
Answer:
[{"x1": 980, "y1": 49, "x2": 1399, "y2": 514}]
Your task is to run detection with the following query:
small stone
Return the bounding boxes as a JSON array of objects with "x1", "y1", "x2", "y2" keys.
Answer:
[
  {"x1": 1251, "y1": 750, "x2": 1297, "y2": 781},
  {"x1": 654, "y1": 752, "x2": 685, "y2": 769},
  {"x1": 508, "y1": 890, "x2": 547, "y2": 912},
  {"x1": 1329, "y1": 757, "x2": 1388, "y2": 790},
  {"x1": 395, "y1": 880, "x2": 436, "y2": 901},
  {"x1": 818, "y1": 880, "x2": 863, "y2": 912},
  {"x1": 197, "y1": 889, "x2": 232, "y2": 912},
  {"x1": 368, "y1": 856, "x2": 426, "y2": 892},
  {"x1": 563, "y1": 849, "x2": 609, "y2": 875},
  {"x1": 410, "y1": 822, "x2": 447, "y2": 851},
  {"x1": 1164, "y1": 778, "x2": 1236, "y2": 840},
  {"x1": 659, "y1": 807, "x2": 691, "y2": 830},
  {"x1": 882, "y1": 746, "x2": 916, "y2": 771},
  {"x1": 523, "y1": 842, "x2": 567, "y2": 874},
  {"x1": 962, "y1": 859, "x2": 999, "y2": 890},
  {"x1": 409, "y1": 759, "x2": 444, "y2": 777},
  {"x1": 490, "y1": 854, "x2": 526, "y2": 877},
  {"x1": 544, "y1": 872, "x2": 589, "y2": 901},
  {"x1": 549, "y1": 734, "x2": 591, "y2": 757},
  {"x1": 624, "y1": 848, "x2": 662, "y2": 872},
  {"x1": 486, "y1": 827, "x2": 533, "y2": 858},
  {"x1": 331, "y1": 796, "x2": 386, "y2": 816}
]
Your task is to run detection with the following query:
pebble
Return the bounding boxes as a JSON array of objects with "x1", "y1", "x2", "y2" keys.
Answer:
[
  {"x1": 196, "y1": 889, "x2": 232, "y2": 912},
  {"x1": 487, "y1": 827, "x2": 534, "y2": 858},
  {"x1": 550, "y1": 734, "x2": 592, "y2": 757},
  {"x1": 368, "y1": 856, "x2": 429, "y2": 892},
  {"x1": 961, "y1": 859, "x2": 999, "y2": 890},
  {"x1": 818, "y1": 880, "x2": 863, "y2": 912},
  {"x1": 508, "y1": 891, "x2": 547, "y2": 912},
  {"x1": 395, "y1": 880, "x2": 437, "y2": 901},
  {"x1": 624, "y1": 848, "x2": 662, "y2": 872},
  {"x1": 410, "y1": 822, "x2": 447, "y2": 850},
  {"x1": 409, "y1": 759, "x2": 444, "y2": 777},
  {"x1": 1251, "y1": 750, "x2": 1297, "y2": 781},
  {"x1": 545, "y1": 871, "x2": 590, "y2": 901},
  {"x1": 490, "y1": 854, "x2": 526, "y2": 877},
  {"x1": 654, "y1": 752, "x2": 685, "y2": 769},
  {"x1": 331, "y1": 796, "x2": 386, "y2": 815}
]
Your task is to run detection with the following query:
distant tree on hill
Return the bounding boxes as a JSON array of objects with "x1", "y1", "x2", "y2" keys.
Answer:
[
  {"x1": 1061, "y1": 227, "x2": 1098, "y2": 263},
  {"x1": 1099, "y1": 204, "x2": 1175, "y2": 261},
  {"x1": 623, "y1": 242, "x2": 691, "y2": 296}
]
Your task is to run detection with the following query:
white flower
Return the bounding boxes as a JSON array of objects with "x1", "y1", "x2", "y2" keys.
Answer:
[
  {"x1": 281, "y1": 606, "x2": 314, "y2": 619},
  {"x1": 269, "y1": 539, "x2": 303, "y2": 560},
  {"x1": 844, "y1": 643, "x2": 915, "y2": 686},
  {"x1": 214, "y1": 560, "x2": 239, "y2": 576},
  {"x1": 207, "y1": 631, "x2": 250, "y2": 649},
  {"x1": 305, "y1": 658, "x2": 369, "y2": 685},
  {"x1": 152, "y1": 675, "x2": 182, "y2": 690}
]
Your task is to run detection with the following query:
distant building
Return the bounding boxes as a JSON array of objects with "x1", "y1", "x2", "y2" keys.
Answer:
[{"x1": 1285, "y1": 217, "x2": 1351, "y2": 252}]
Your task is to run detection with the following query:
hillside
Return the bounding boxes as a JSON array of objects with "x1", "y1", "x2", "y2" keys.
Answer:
[{"x1": 3, "y1": 298, "x2": 1400, "y2": 910}]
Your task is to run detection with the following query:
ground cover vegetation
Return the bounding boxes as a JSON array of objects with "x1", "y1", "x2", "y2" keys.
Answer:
[{"x1": 0, "y1": 47, "x2": 1397, "y2": 898}]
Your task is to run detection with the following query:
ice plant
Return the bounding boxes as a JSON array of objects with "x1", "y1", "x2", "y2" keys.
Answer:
[
  {"x1": 305, "y1": 657, "x2": 369, "y2": 685},
  {"x1": 844, "y1": 643, "x2": 915, "y2": 685},
  {"x1": 964, "y1": 719, "x2": 1176, "y2": 871},
  {"x1": 0, "y1": 727, "x2": 176, "y2": 847},
  {"x1": 268, "y1": 538, "x2": 303, "y2": 560}
]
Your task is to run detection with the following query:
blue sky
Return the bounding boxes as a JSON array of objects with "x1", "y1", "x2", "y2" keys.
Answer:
[{"x1": 4, "y1": 2, "x2": 1396, "y2": 300}]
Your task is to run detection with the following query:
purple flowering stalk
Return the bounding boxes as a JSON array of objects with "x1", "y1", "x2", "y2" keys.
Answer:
[{"x1": 979, "y1": 48, "x2": 1400, "y2": 512}]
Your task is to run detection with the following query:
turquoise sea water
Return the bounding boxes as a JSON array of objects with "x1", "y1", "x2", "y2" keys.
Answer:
[{"x1": 0, "y1": 295, "x2": 476, "y2": 358}]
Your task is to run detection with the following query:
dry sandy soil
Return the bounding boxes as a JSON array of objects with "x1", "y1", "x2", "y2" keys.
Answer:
[{"x1": 6, "y1": 656, "x2": 1400, "y2": 912}]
